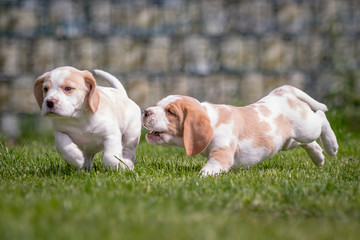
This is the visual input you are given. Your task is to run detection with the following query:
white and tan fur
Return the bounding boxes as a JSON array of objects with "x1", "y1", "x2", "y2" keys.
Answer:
[
  {"x1": 142, "y1": 85, "x2": 339, "y2": 176},
  {"x1": 34, "y1": 66, "x2": 141, "y2": 170}
]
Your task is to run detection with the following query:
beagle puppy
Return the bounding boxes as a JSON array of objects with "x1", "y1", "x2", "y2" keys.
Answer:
[
  {"x1": 142, "y1": 85, "x2": 339, "y2": 176},
  {"x1": 34, "y1": 66, "x2": 141, "y2": 170}
]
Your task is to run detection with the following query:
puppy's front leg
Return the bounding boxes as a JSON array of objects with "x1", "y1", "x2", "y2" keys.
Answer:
[
  {"x1": 103, "y1": 135, "x2": 134, "y2": 171},
  {"x1": 200, "y1": 148, "x2": 234, "y2": 176},
  {"x1": 54, "y1": 131, "x2": 87, "y2": 169}
]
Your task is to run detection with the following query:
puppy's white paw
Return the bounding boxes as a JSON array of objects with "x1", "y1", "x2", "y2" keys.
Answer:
[
  {"x1": 199, "y1": 166, "x2": 227, "y2": 177},
  {"x1": 113, "y1": 156, "x2": 134, "y2": 171}
]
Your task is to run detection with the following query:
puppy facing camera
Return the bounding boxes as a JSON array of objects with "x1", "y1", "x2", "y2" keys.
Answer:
[{"x1": 34, "y1": 66, "x2": 141, "y2": 171}]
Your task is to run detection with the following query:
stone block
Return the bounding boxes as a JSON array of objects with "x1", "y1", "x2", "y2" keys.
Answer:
[
  {"x1": 315, "y1": 70, "x2": 343, "y2": 103},
  {"x1": 0, "y1": 8, "x2": 9, "y2": 32},
  {"x1": 10, "y1": 75, "x2": 38, "y2": 114},
  {"x1": 203, "y1": 74, "x2": 240, "y2": 104},
  {"x1": 202, "y1": 0, "x2": 226, "y2": 35},
  {"x1": 230, "y1": 1, "x2": 274, "y2": 34},
  {"x1": 146, "y1": 37, "x2": 170, "y2": 73},
  {"x1": 183, "y1": 75, "x2": 205, "y2": 101},
  {"x1": 49, "y1": 0, "x2": 85, "y2": 37},
  {"x1": 262, "y1": 74, "x2": 287, "y2": 95},
  {"x1": 3, "y1": 7, "x2": 37, "y2": 37},
  {"x1": 287, "y1": 71, "x2": 307, "y2": 90},
  {"x1": 107, "y1": 37, "x2": 146, "y2": 73},
  {"x1": 221, "y1": 36, "x2": 257, "y2": 71},
  {"x1": 221, "y1": 37, "x2": 244, "y2": 71},
  {"x1": 122, "y1": 6, "x2": 161, "y2": 34},
  {"x1": 201, "y1": 75, "x2": 221, "y2": 103},
  {"x1": 0, "y1": 82, "x2": 10, "y2": 111},
  {"x1": 221, "y1": 75, "x2": 241, "y2": 105},
  {"x1": 163, "y1": 75, "x2": 188, "y2": 97},
  {"x1": 90, "y1": 0, "x2": 111, "y2": 35},
  {"x1": 69, "y1": 38, "x2": 105, "y2": 70},
  {"x1": 32, "y1": 38, "x2": 57, "y2": 73},
  {"x1": 0, "y1": 39, "x2": 25, "y2": 75},
  {"x1": 296, "y1": 35, "x2": 325, "y2": 71},
  {"x1": 260, "y1": 36, "x2": 295, "y2": 72},
  {"x1": 147, "y1": 77, "x2": 165, "y2": 106},
  {"x1": 161, "y1": 2, "x2": 199, "y2": 35},
  {"x1": 315, "y1": 0, "x2": 347, "y2": 33},
  {"x1": 315, "y1": 70, "x2": 360, "y2": 107},
  {"x1": 168, "y1": 38, "x2": 184, "y2": 72},
  {"x1": 53, "y1": 40, "x2": 68, "y2": 68},
  {"x1": 183, "y1": 35, "x2": 218, "y2": 75},
  {"x1": 277, "y1": 2, "x2": 310, "y2": 34},
  {"x1": 333, "y1": 37, "x2": 357, "y2": 71},
  {"x1": 240, "y1": 73, "x2": 264, "y2": 104},
  {"x1": 126, "y1": 75, "x2": 150, "y2": 110},
  {"x1": 353, "y1": 3, "x2": 360, "y2": 34},
  {"x1": 110, "y1": 2, "x2": 128, "y2": 32}
]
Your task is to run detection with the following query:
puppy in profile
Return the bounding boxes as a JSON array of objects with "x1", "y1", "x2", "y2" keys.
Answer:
[
  {"x1": 142, "y1": 85, "x2": 339, "y2": 176},
  {"x1": 34, "y1": 66, "x2": 141, "y2": 170}
]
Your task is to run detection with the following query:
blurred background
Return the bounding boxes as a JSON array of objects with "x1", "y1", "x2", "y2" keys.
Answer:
[{"x1": 0, "y1": 0, "x2": 359, "y2": 141}]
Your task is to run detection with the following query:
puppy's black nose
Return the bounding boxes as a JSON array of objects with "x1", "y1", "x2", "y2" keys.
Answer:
[
  {"x1": 143, "y1": 110, "x2": 151, "y2": 118},
  {"x1": 46, "y1": 100, "x2": 54, "y2": 109}
]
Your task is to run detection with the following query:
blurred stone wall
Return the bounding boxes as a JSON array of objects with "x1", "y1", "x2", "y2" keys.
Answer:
[{"x1": 0, "y1": 0, "x2": 359, "y2": 138}]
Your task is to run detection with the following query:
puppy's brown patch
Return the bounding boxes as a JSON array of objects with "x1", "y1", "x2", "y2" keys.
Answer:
[
  {"x1": 212, "y1": 105, "x2": 233, "y2": 127},
  {"x1": 287, "y1": 97, "x2": 309, "y2": 119},
  {"x1": 61, "y1": 71, "x2": 86, "y2": 95},
  {"x1": 273, "y1": 88, "x2": 284, "y2": 96},
  {"x1": 275, "y1": 114, "x2": 293, "y2": 140},
  {"x1": 235, "y1": 106, "x2": 276, "y2": 153},
  {"x1": 210, "y1": 143, "x2": 236, "y2": 168},
  {"x1": 258, "y1": 104, "x2": 271, "y2": 117}
]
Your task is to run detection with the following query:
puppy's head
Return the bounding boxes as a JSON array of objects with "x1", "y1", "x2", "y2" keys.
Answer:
[
  {"x1": 142, "y1": 95, "x2": 213, "y2": 156},
  {"x1": 34, "y1": 66, "x2": 100, "y2": 117}
]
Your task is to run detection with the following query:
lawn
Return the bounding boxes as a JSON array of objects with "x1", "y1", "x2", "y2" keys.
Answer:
[{"x1": 0, "y1": 111, "x2": 359, "y2": 240}]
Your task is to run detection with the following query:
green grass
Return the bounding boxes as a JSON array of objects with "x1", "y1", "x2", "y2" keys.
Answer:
[{"x1": 0, "y1": 112, "x2": 359, "y2": 240}]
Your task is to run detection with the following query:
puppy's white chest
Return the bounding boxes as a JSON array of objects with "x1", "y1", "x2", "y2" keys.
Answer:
[
  {"x1": 69, "y1": 130, "x2": 104, "y2": 153},
  {"x1": 53, "y1": 119, "x2": 104, "y2": 154}
]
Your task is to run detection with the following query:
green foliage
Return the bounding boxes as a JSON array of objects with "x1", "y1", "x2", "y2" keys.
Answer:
[{"x1": 0, "y1": 126, "x2": 359, "y2": 240}]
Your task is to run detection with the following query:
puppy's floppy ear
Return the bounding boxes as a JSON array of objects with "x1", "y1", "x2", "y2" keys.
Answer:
[
  {"x1": 183, "y1": 103, "x2": 213, "y2": 156},
  {"x1": 82, "y1": 70, "x2": 100, "y2": 114},
  {"x1": 33, "y1": 72, "x2": 49, "y2": 109}
]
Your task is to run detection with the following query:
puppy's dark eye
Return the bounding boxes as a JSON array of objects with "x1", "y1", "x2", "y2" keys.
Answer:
[
  {"x1": 64, "y1": 87, "x2": 72, "y2": 92},
  {"x1": 167, "y1": 109, "x2": 175, "y2": 116},
  {"x1": 43, "y1": 87, "x2": 48, "y2": 92}
]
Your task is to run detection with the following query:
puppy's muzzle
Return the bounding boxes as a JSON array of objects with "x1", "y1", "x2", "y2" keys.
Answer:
[
  {"x1": 46, "y1": 100, "x2": 54, "y2": 108},
  {"x1": 142, "y1": 109, "x2": 155, "y2": 130},
  {"x1": 143, "y1": 109, "x2": 154, "y2": 119},
  {"x1": 46, "y1": 98, "x2": 58, "y2": 109}
]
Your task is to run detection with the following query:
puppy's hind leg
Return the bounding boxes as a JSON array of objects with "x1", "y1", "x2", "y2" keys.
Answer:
[
  {"x1": 83, "y1": 154, "x2": 95, "y2": 170},
  {"x1": 301, "y1": 141, "x2": 325, "y2": 167},
  {"x1": 316, "y1": 111, "x2": 339, "y2": 156}
]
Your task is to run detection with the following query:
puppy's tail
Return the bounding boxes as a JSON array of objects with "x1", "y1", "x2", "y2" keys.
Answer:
[
  {"x1": 93, "y1": 69, "x2": 128, "y2": 97},
  {"x1": 292, "y1": 86, "x2": 328, "y2": 112},
  {"x1": 276, "y1": 85, "x2": 328, "y2": 112}
]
